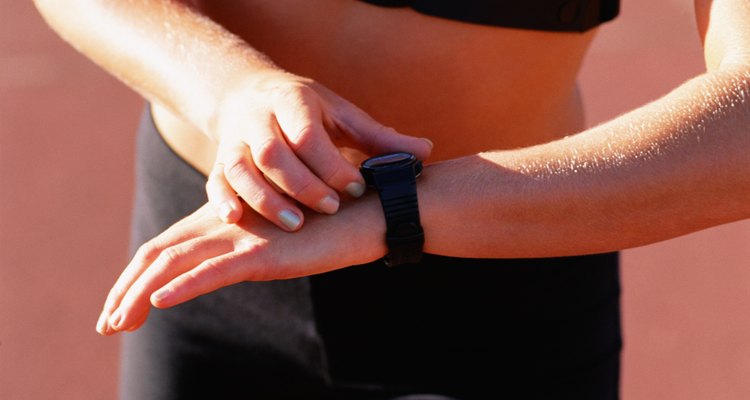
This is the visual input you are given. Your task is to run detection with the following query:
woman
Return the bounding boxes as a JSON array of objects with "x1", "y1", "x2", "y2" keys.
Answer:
[{"x1": 34, "y1": 0, "x2": 750, "y2": 399}]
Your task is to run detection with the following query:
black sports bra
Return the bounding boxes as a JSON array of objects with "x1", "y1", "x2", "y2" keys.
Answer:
[{"x1": 358, "y1": 0, "x2": 619, "y2": 32}]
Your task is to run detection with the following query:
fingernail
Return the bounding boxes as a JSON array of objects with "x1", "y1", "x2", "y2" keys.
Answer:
[
  {"x1": 278, "y1": 210, "x2": 302, "y2": 231},
  {"x1": 423, "y1": 138, "x2": 434, "y2": 148},
  {"x1": 317, "y1": 195, "x2": 340, "y2": 214},
  {"x1": 109, "y1": 309, "x2": 123, "y2": 330},
  {"x1": 95, "y1": 311, "x2": 108, "y2": 334},
  {"x1": 152, "y1": 287, "x2": 171, "y2": 303},
  {"x1": 219, "y1": 202, "x2": 235, "y2": 221},
  {"x1": 345, "y1": 182, "x2": 366, "y2": 198}
]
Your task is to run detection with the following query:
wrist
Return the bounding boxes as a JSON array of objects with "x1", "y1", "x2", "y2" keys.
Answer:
[
  {"x1": 360, "y1": 152, "x2": 425, "y2": 266},
  {"x1": 326, "y1": 193, "x2": 388, "y2": 267}
]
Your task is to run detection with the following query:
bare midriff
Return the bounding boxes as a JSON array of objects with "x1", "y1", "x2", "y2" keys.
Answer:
[{"x1": 153, "y1": 0, "x2": 597, "y2": 175}]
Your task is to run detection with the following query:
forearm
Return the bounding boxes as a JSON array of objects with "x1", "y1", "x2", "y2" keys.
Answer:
[
  {"x1": 417, "y1": 65, "x2": 750, "y2": 258},
  {"x1": 33, "y1": 0, "x2": 280, "y2": 135}
]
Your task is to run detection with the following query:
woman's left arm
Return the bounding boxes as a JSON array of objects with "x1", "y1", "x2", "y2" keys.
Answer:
[{"x1": 98, "y1": 0, "x2": 750, "y2": 334}]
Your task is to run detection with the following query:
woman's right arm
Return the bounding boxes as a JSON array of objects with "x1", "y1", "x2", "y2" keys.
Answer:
[
  {"x1": 34, "y1": 0, "x2": 274, "y2": 138},
  {"x1": 34, "y1": 0, "x2": 431, "y2": 230}
]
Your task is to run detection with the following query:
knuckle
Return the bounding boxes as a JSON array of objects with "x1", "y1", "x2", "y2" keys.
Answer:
[
  {"x1": 271, "y1": 82, "x2": 312, "y2": 105},
  {"x1": 233, "y1": 236, "x2": 259, "y2": 252},
  {"x1": 253, "y1": 137, "x2": 284, "y2": 169},
  {"x1": 136, "y1": 242, "x2": 160, "y2": 262},
  {"x1": 204, "y1": 176, "x2": 218, "y2": 194},
  {"x1": 272, "y1": 84, "x2": 298, "y2": 102},
  {"x1": 180, "y1": 268, "x2": 203, "y2": 290},
  {"x1": 206, "y1": 168, "x2": 226, "y2": 191},
  {"x1": 286, "y1": 176, "x2": 315, "y2": 199},
  {"x1": 204, "y1": 180, "x2": 217, "y2": 198},
  {"x1": 209, "y1": 162, "x2": 225, "y2": 178},
  {"x1": 288, "y1": 124, "x2": 318, "y2": 148},
  {"x1": 187, "y1": 260, "x2": 229, "y2": 291},
  {"x1": 244, "y1": 186, "x2": 273, "y2": 211},
  {"x1": 222, "y1": 145, "x2": 247, "y2": 167},
  {"x1": 365, "y1": 124, "x2": 398, "y2": 154},
  {"x1": 372, "y1": 123, "x2": 394, "y2": 141},
  {"x1": 320, "y1": 161, "x2": 347, "y2": 185},
  {"x1": 156, "y1": 246, "x2": 181, "y2": 266},
  {"x1": 107, "y1": 283, "x2": 126, "y2": 299},
  {"x1": 224, "y1": 158, "x2": 252, "y2": 182},
  {"x1": 105, "y1": 286, "x2": 126, "y2": 309},
  {"x1": 205, "y1": 173, "x2": 233, "y2": 202}
]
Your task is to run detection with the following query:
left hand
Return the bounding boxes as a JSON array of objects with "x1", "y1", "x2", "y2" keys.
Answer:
[{"x1": 96, "y1": 198, "x2": 385, "y2": 335}]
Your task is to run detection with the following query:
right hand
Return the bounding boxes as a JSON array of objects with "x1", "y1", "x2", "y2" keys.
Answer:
[{"x1": 206, "y1": 70, "x2": 433, "y2": 231}]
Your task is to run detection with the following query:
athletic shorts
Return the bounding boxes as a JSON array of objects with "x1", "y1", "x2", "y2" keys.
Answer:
[{"x1": 120, "y1": 105, "x2": 622, "y2": 400}]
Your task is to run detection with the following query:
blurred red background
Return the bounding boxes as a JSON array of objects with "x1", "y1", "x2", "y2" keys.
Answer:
[{"x1": 2, "y1": 0, "x2": 749, "y2": 399}]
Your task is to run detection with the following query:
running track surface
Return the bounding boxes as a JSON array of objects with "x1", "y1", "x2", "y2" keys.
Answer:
[{"x1": 2, "y1": 1, "x2": 749, "y2": 399}]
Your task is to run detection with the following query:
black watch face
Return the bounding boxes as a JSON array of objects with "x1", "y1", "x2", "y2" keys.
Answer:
[{"x1": 362, "y1": 152, "x2": 415, "y2": 169}]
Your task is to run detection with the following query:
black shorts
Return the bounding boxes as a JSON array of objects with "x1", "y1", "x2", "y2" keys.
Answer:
[{"x1": 121, "y1": 105, "x2": 622, "y2": 400}]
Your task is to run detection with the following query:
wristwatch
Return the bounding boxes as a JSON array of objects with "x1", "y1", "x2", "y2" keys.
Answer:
[{"x1": 360, "y1": 152, "x2": 424, "y2": 266}]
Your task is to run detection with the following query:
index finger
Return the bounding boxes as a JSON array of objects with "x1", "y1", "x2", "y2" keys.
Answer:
[
  {"x1": 336, "y1": 105, "x2": 433, "y2": 160},
  {"x1": 274, "y1": 89, "x2": 367, "y2": 198}
]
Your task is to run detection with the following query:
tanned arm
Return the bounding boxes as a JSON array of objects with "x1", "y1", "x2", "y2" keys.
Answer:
[
  {"x1": 33, "y1": 0, "x2": 273, "y2": 132},
  {"x1": 95, "y1": 0, "x2": 750, "y2": 333},
  {"x1": 419, "y1": 0, "x2": 750, "y2": 258}
]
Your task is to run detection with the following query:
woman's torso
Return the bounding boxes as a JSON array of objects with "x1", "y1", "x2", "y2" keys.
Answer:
[
  {"x1": 140, "y1": 2, "x2": 622, "y2": 394},
  {"x1": 154, "y1": 0, "x2": 598, "y2": 173}
]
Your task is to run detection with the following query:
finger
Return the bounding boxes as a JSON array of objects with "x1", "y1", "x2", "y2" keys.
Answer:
[
  {"x1": 150, "y1": 251, "x2": 252, "y2": 309},
  {"x1": 96, "y1": 206, "x2": 210, "y2": 335},
  {"x1": 108, "y1": 237, "x2": 231, "y2": 332},
  {"x1": 337, "y1": 107, "x2": 433, "y2": 161},
  {"x1": 206, "y1": 163, "x2": 243, "y2": 223},
  {"x1": 216, "y1": 141, "x2": 305, "y2": 231},
  {"x1": 245, "y1": 113, "x2": 342, "y2": 214},
  {"x1": 275, "y1": 92, "x2": 366, "y2": 199}
]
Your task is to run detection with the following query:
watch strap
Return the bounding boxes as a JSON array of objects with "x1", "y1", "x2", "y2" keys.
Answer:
[{"x1": 376, "y1": 172, "x2": 424, "y2": 266}]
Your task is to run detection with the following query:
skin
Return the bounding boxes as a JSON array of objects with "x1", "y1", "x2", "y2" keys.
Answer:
[{"x1": 33, "y1": 0, "x2": 750, "y2": 335}]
